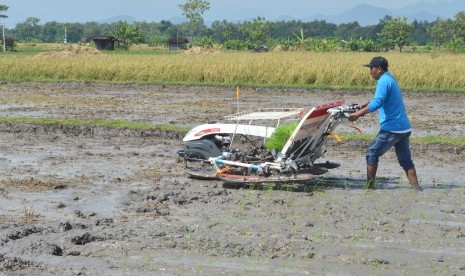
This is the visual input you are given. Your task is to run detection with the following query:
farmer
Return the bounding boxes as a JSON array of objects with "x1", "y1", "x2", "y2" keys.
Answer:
[{"x1": 348, "y1": 56, "x2": 421, "y2": 191}]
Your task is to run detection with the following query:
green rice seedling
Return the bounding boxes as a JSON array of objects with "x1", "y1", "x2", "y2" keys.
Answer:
[
  {"x1": 310, "y1": 226, "x2": 325, "y2": 242},
  {"x1": 344, "y1": 179, "x2": 350, "y2": 191},
  {"x1": 264, "y1": 122, "x2": 298, "y2": 151},
  {"x1": 22, "y1": 205, "x2": 38, "y2": 223},
  {"x1": 427, "y1": 234, "x2": 440, "y2": 249},
  {"x1": 142, "y1": 250, "x2": 153, "y2": 267},
  {"x1": 312, "y1": 182, "x2": 326, "y2": 195}
]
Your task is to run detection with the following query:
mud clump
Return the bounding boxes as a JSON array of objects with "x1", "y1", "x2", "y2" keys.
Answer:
[
  {"x1": 58, "y1": 221, "x2": 73, "y2": 232},
  {"x1": 5, "y1": 226, "x2": 44, "y2": 242},
  {"x1": 0, "y1": 254, "x2": 35, "y2": 272},
  {"x1": 50, "y1": 245, "x2": 63, "y2": 256},
  {"x1": 71, "y1": 232, "x2": 105, "y2": 245}
]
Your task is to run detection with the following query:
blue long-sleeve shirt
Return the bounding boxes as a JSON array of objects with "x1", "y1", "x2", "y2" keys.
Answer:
[{"x1": 367, "y1": 71, "x2": 412, "y2": 132}]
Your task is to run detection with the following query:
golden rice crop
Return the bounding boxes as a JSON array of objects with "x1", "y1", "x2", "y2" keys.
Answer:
[{"x1": 0, "y1": 50, "x2": 464, "y2": 91}]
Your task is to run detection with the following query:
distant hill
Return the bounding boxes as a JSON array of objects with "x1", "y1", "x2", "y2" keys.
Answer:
[
  {"x1": 274, "y1": 15, "x2": 299, "y2": 22},
  {"x1": 99, "y1": 15, "x2": 187, "y2": 25},
  {"x1": 298, "y1": 2, "x2": 463, "y2": 25},
  {"x1": 95, "y1": 0, "x2": 465, "y2": 26},
  {"x1": 166, "y1": 16, "x2": 187, "y2": 24},
  {"x1": 395, "y1": 0, "x2": 465, "y2": 18},
  {"x1": 304, "y1": 4, "x2": 393, "y2": 25},
  {"x1": 99, "y1": 15, "x2": 136, "y2": 24}
]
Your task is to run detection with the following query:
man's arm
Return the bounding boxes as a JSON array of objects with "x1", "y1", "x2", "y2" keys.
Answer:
[{"x1": 359, "y1": 102, "x2": 369, "y2": 109}]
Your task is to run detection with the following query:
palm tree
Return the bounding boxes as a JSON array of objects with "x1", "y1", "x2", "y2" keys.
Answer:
[
  {"x1": 0, "y1": 5, "x2": 8, "y2": 19},
  {"x1": 108, "y1": 21, "x2": 143, "y2": 51}
]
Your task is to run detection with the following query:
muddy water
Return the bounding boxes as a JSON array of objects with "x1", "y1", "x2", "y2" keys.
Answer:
[{"x1": 1, "y1": 82, "x2": 465, "y2": 275}]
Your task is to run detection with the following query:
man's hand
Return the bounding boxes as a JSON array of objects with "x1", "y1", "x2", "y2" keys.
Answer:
[
  {"x1": 348, "y1": 104, "x2": 370, "y2": 122},
  {"x1": 348, "y1": 112, "x2": 361, "y2": 122}
]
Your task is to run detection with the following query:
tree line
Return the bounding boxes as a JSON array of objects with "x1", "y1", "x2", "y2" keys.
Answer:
[{"x1": 2, "y1": 2, "x2": 465, "y2": 53}]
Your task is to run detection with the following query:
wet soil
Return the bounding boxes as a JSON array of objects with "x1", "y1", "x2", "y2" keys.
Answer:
[{"x1": 1, "y1": 82, "x2": 465, "y2": 275}]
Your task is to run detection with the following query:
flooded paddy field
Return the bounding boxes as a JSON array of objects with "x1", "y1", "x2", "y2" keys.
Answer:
[{"x1": 0, "y1": 82, "x2": 464, "y2": 275}]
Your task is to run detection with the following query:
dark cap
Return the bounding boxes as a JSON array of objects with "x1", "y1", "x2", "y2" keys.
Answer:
[{"x1": 363, "y1": 56, "x2": 388, "y2": 68}]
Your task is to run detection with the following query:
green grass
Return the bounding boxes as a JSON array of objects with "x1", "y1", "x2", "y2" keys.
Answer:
[
  {"x1": 1, "y1": 116, "x2": 463, "y2": 146},
  {"x1": 0, "y1": 117, "x2": 191, "y2": 133}
]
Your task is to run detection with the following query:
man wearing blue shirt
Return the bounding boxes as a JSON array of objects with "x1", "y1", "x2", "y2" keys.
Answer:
[{"x1": 349, "y1": 56, "x2": 420, "y2": 191}]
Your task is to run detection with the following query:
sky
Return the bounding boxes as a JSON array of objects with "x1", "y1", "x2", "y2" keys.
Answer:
[{"x1": 0, "y1": 0, "x2": 446, "y2": 28}]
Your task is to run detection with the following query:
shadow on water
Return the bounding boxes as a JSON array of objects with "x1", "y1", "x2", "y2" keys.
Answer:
[
  {"x1": 222, "y1": 175, "x2": 465, "y2": 193},
  {"x1": 222, "y1": 175, "x2": 373, "y2": 193}
]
